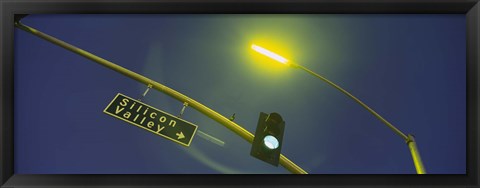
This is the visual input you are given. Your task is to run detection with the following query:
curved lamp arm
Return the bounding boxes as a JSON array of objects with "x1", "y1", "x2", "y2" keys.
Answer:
[{"x1": 290, "y1": 62, "x2": 426, "y2": 174}]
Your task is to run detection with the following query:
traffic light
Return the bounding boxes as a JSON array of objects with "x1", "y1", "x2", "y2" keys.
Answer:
[{"x1": 250, "y1": 112, "x2": 285, "y2": 166}]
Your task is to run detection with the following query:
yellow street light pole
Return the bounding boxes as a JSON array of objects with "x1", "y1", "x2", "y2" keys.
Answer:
[
  {"x1": 251, "y1": 44, "x2": 427, "y2": 174},
  {"x1": 14, "y1": 21, "x2": 308, "y2": 174}
]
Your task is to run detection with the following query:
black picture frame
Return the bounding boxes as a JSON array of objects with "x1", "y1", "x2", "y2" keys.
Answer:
[{"x1": 1, "y1": 0, "x2": 478, "y2": 187}]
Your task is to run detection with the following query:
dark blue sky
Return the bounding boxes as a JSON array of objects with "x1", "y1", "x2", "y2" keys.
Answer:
[{"x1": 14, "y1": 14, "x2": 465, "y2": 174}]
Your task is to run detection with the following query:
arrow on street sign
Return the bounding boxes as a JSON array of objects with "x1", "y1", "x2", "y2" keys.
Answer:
[
  {"x1": 103, "y1": 93, "x2": 198, "y2": 147},
  {"x1": 176, "y1": 132, "x2": 185, "y2": 140}
]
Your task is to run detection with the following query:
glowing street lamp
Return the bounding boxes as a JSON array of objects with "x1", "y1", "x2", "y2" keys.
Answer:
[
  {"x1": 251, "y1": 44, "x2": 427, "y2": 174},
  {"x1": 251, "y1": 44, "x2": 289, "y2": 65}
]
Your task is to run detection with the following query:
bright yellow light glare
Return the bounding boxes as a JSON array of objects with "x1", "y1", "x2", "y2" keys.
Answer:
[{"x1": 251, "y1": 44, "x2": 289, "y2": 64}]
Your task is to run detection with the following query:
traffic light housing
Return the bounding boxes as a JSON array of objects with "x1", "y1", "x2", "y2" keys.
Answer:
[{"x1": 250, "y1": 112, "x2": 285, "y2": 166}]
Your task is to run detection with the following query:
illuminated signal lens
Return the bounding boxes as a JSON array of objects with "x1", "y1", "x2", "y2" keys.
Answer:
[{"x1": 263, "y1": 135, "x2": 279, "y2": 149}]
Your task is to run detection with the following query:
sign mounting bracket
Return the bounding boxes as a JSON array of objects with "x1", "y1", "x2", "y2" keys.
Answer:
[
  {"x1": 179, "y1": 102, "x2": 189, "y2": 118},
  {"x1": 138, "y1": 83, "x2": 153, "y2": 102}
]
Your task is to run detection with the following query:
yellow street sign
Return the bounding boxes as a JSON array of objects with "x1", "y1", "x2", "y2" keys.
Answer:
[{"x1": 104, "y1": 93, "x2": 198, "y2": 147}]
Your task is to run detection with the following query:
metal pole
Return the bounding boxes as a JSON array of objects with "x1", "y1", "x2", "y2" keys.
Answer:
[
  {"x1": 407, "y1": 134, "x2": 427, "y2": 174},
  {"x1": 15, "y1": 21, "x2": 307, "y2": 174},
  {"x1": 292, "y1": 63, "x2": 426, "y2": 174}
]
